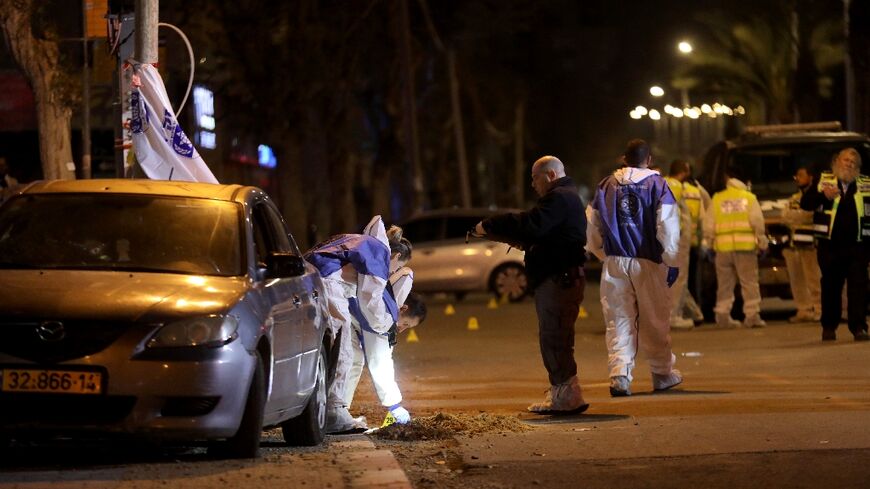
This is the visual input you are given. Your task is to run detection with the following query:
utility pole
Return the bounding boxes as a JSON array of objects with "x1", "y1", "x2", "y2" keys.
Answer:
[
  {"x1": 135, "y1": 0, "x2": 158, "y2": 63},
  {"x1": 81, "y1": 0, "x2": 91, "y2": 178}
]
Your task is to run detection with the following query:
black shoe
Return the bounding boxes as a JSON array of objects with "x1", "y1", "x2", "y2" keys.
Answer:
[
  {"x1": 821, "y1": 330, "x2": 837, "y2": 341},
  {"x1": 854, "y1": 331, "x2": 870, "y2": 342}
]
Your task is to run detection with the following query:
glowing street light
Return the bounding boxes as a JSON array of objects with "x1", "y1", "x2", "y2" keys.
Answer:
[
  {"x1": 635, "y1": 105, "x2": 648, "y2": 116},
  {"x1": 649, "y1": 86, "x2": 665, "y2": 97},
  {"x1": 678, "y1": 41, "x2": 693, "y2": 54},
  {"x1": 649, "y1": 109, "x2": 661, "y2": 120}
]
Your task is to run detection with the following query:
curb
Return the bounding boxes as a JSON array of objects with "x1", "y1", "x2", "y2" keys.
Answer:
[{"x1": 330, "y1": 437, "x2": 413, "y2": 488}]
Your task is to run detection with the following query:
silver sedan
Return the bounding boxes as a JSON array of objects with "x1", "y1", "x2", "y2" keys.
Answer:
[{"x1": 0, "y1": 179, "x2": 331, "y2": 458}]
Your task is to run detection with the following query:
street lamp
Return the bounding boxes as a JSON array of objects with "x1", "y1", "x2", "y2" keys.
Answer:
[
  {"x1": 677, "y1": 41, "x2": 693, "y2": 54},
  {"x1": 650, "y1": 86, "x2": 665, "y2": 97}
]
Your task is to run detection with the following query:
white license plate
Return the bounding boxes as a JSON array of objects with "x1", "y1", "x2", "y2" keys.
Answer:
[{"x1": 1, "y1": 368, "x2": 103, "y2": 395}]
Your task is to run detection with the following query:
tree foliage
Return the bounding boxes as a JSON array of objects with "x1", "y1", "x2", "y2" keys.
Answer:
[{"x1": 674, "y1": 0, "x2": 845, "y2": 124}]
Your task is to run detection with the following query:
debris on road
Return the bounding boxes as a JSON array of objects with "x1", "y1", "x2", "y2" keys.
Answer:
[{"x1": 371, "y1": 412, "x2": 533, "y2": 441}]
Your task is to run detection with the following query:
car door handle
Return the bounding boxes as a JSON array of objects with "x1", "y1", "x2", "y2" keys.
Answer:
[{"x1": 292, "y1": 295, "x2": 302, "y2": 307}]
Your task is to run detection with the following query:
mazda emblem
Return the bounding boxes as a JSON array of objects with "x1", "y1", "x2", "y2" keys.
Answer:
[{"x1": 36, "y1": 321, "x2": 66, "y2": 342}]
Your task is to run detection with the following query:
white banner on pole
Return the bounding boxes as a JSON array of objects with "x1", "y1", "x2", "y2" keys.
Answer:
[{"x1": 130, "y1": 63, "x2": 218, "y2": 183}]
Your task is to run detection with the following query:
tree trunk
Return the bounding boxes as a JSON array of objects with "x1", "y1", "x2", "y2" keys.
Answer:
[
  {"x1": 850, "y1": 0, "x2": 870, "y2": 134},
  {"x1": 0, "y1": 0, "x2": 76, "y2": 180},
  {"x1": 513, "y1": 98, "x2": 525, "y2": 209},
  {"x1": 448, "y1": 49, "x2": 471, "y2": 208}
]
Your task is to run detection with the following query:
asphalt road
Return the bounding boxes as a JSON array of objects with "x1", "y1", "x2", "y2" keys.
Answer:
[
  {"x1": 374, "y1": 285, "x2": 870, "y2": 488},
  {"x1": 2, "y1": 283, "x2": 868, "y2": 488}
]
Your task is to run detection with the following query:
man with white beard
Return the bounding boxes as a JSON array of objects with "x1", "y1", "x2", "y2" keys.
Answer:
[{"x1": 800, "y1": 148, "x2": 870, "y2": 342}]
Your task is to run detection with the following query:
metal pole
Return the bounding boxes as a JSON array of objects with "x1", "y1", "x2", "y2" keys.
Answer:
[
  {"x1": 81, "y1": 0, "x2": 91, "y2": 179},
  {"x1": 134, "y1": 0, "x2": 158, "y2": 63}
]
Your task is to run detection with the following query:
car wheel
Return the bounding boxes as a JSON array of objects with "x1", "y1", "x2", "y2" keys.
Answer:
[
  {"x1": 490, "y1": 263, "x2": 528, "y2": 302},
  {"x1": 281, "y1": 345, "x2": 327, "y2": 446},
  {"x1": 208, "y1": 350, "x2": 266, "y2": 459}
]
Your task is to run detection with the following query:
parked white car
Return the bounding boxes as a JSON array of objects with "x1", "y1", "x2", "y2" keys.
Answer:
[{"x1": 399, "y1": 208, "x2": 528, "y2": 301}]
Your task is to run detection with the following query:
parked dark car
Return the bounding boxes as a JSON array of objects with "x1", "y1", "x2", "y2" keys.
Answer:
[
  {"x1": 696, "y1": 122, "x2": 870, "y2": 317},
  {"x1": 0, "y1": 179, "x2": 331, "y2": 458}
]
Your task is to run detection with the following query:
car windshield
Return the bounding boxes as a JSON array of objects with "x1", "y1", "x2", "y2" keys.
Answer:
[
  {"x1": 0, "y1": 194, "x2": 244, "y2": 276},
  {"x1": 729, "y1": 141, "x2": 870, "y2": 200}
]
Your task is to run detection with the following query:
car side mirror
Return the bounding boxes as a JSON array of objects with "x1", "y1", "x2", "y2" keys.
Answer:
[{"x1": 265, "y1": 252, "x2": 306, "y2": 278}]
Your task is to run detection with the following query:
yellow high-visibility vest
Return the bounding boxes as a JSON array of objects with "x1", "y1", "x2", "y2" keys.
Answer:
[
  {"x1": 664, "y1": 176, "x2": 683, "y2": 203},
  {"x1": 683, "y1": 181, "x2": 703, "y2": 246},
  {"x1": 812, "y1": 172, "x2": 870, "y2": 241},
  {"x1": 712, "y1": 187, "x2": 758, "y2": 252}
]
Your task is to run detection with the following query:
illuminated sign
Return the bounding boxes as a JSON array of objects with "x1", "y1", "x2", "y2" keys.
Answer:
[
  {"x1": 193, "y1": 85, "x2": 216, "y2": 149},
  {"x1": 258, "y1": 144, "x2": 277, "y2": 168}
]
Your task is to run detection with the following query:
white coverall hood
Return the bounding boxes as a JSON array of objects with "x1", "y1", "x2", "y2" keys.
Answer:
[
  {"x1": 613, "y1": 166, "x2": 660, "y2": 186},
  {"x1": 726, "y1": 178, "x2": 749, "y2": 191}
]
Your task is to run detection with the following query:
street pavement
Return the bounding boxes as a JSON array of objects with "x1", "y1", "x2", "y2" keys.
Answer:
[
  {"x1": 2, "y1": 283, "x2": 868, "y2": 488},
  {"x1": 375, "y1": 285, "x2": 870, "y2": 488}
]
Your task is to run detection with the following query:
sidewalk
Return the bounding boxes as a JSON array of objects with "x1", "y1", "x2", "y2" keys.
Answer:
[{"x1": 0, "y1": 436, "x2": 411, "y2": 489}]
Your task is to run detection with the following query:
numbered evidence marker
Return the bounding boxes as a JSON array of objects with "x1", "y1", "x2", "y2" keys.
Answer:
[
  {"x1": 444, "y1": 304, "x2": 456, "y2": 315},
  {"x1": 467, "y1": 316, "x2": 480, "y2": 331},
  {"x1": 406, "y1": 329, "x2": 419, "y2": 343}
]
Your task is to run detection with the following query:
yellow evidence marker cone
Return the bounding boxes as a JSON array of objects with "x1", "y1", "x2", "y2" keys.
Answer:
[
  {"x1": 381, "y1": 411, "x2": 397, "y2": 428},
  {"x1": 406, "y1": 329, "x2": 419, "y2": 343},
  {"x1": 499, "y1": 293, "x2": 509, "y2": 305},
  {"x1": 578, "y1": 306, "x2": 589, "y2": 319},
  {"x1": 487, "y1": 297, "x2": 499, "y2": 309},
  {"x1": 467, "y1": 316, "x2": 480, "y2": 331},
  {"x1": 444, "y1": 304, "x2": 456, "y2": 315}
]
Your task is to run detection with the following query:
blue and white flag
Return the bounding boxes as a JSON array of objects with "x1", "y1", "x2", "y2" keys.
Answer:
[{"x1": 130, "y1": 63, "x2": 218, "y2": 183}]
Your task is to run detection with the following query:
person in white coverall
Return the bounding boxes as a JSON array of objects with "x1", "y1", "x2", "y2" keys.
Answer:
[
  {"x1": 586, "y1": 139, "x2": 683, "y2": 397},
  {"x1": 344, "y1": 269, "x2": 427, "y2": 425},
  {"x1": 703, "y1": 169, "x2": 769, "y2": 329},
  {"x1": 304, "y1": 216, "x2": 413, "y2": 433}
]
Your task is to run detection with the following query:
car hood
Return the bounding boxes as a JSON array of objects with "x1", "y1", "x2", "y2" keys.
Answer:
[{"x1": 0, "y1": 270, "x2": 249, "y2": 322}]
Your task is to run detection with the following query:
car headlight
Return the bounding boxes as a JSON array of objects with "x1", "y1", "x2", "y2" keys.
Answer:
[{"x1": 147, "y1": 315, "x2": 239, "y2": 348}]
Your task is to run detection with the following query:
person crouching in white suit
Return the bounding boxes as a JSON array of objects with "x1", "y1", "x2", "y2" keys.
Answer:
[{"x1": 305, "y1": 216, "x2": 412, "y2": 432}]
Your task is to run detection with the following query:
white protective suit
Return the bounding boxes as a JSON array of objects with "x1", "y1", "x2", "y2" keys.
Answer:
[
  {"x1": 312, "y1": 216, "x2": 398, "y2": 410},
  {"x1": 344, "y1": 266, "x2": 414, "y2": 409},
  {"x1": 586, "y1": 167, "x2": 681, "y2": 382}
]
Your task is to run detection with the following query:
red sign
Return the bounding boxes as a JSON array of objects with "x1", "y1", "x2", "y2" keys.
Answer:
[{"x1": 0, "y1": 72, "x2": 37, "y2": 131}]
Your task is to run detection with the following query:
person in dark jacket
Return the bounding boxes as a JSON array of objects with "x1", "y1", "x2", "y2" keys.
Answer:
[
  {"x1": 800, "y1": 147, "x2": 870, "y2": 342},
  {"x1": 474, "y1": 155, "x2": 589, "y2": 414}
]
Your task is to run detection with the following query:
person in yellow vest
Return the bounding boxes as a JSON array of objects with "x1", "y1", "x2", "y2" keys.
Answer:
[
  {"x1": 800, "y1": 148, "x2": 870, "y2": 342},
  {"x1": 703, "y1": 168, "x2": 769, "y2": 328},
  {"x1": 781, "y1": 166, "x2": 822, "y2": 323},
  {"x1": 664, "y1": 160, "x2": 700, "y2": 329}
]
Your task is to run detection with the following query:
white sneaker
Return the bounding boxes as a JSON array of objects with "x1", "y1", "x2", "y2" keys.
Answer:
[
  {"x1": 528, "y1": 375, "x2": 589, "y2": 414},
  {"x1": 652, "y1": 369, "x2": 683, "y2": 391},
  {"x1": 670, "y1": 316, "x2": 695, "y2": 330},
  {"x1": 609, "y1": 375, "x2": 631, "y2": 397},
  {"x1": 325, "y1": 406, "x2": 356, "y2": 433},
  {"x1": 744, "y1": 315, "x2": 766, "y2": 328},
  {"x1": 715, "y1": 313, "x2": 741, "y2": 329}
]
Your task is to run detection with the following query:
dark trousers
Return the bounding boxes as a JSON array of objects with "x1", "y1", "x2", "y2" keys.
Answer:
[
  {"x1": 817, "y1": 241, "x2": 870, "y2": 335},
  {"x1": 534, "y1": 270, "x2": 585, "y2": 386}
]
